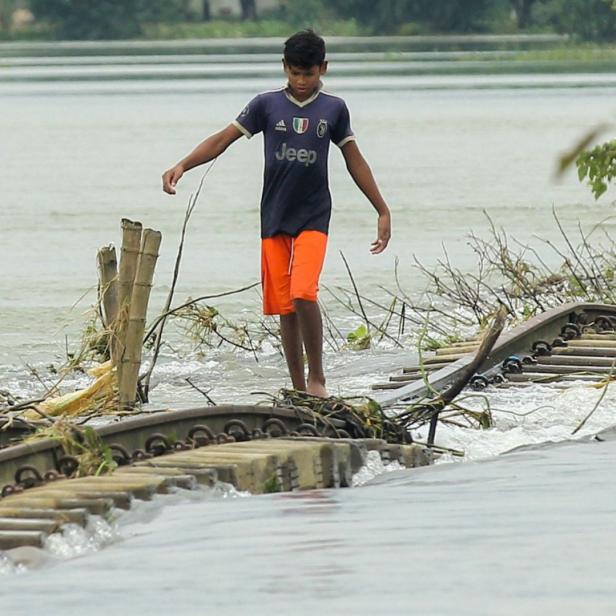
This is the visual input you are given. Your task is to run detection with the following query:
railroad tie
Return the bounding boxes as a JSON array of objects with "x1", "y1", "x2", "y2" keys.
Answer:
[
  {"x1": 0, "y1": 507, "x2": 89, "y2": 526},
  {"x1": 0, "y1": 530, "x2": 48, "y2": 550},
  {"x1": 285, "y1": 436, "x2": 365, "y2": 475},
  {"x1": 553, "y1": 346, "x2": 616, "y2": 357},
  {"x1": 383, "y1": 443, "x2": 433, "y2": 467},
  {"x1": 131, "y1": 458, "x2": 244, "y2": 490},
  {"x1": 20, "y1": 487, "x2": 133, "y2": 510},
  {"x1": 134, "y1": 450, "x2": 281, "y2": 494},
  {"x1": 0, "y1": 496, "x2": 114, "y2": 517},
  {"x1": 215, "y1": 440, "x2": 336, "y2": 490},
  {"x1": 115, "y1": 466, "x2": 217, "y2": 488}
]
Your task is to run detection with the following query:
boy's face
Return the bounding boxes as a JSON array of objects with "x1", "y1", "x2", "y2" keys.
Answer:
[{"x1": 283, "y1": 61, "x2": 328, "y2": 101}]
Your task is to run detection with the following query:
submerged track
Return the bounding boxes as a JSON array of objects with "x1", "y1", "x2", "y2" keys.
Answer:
[
  {"x1": 1, "y1": 301, "x2": 616, "y2": 554},
  {"x1": 372, "y1": 302, "x2": 616, "y2": 407}
]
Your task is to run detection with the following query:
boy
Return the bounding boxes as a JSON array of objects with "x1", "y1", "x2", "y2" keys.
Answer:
[{"x1": 162, "y1": 30, "x2": 391, "y2": 398}]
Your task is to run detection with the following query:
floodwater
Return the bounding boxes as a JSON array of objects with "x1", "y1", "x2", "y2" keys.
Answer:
[
  {"x1": 3, "y1": 433, "x2": 616, "y2": 615},
  {"x1": 2, "y1": 39, "x2": 616, "y2": 404},
  {"x1": 1, "y1": 38, "x2": 616, "y2": 611}
]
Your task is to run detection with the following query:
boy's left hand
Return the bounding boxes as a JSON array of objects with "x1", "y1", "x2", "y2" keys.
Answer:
[{"x1": 371, "y1": 212, "x2": 391, "y2": 254}]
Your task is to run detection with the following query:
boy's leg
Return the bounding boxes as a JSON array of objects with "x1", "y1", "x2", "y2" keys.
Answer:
[
  {"x1": 279, "y1": 312, "x2": 306, "y2": 390},
  {"x1": 289, "y1": 231, "x2": 328, "y2": 397},
  {"x1": 293, "y1": 299, "x2": 326, "y2": 397},
  {"x1": 262, "y1": 235, "x2": 307, "y2": 390}
]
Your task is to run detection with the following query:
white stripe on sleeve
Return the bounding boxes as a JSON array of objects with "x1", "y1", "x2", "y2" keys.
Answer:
[
  {"x1": 337, "y1": 135, "x2": 356, "y2": 148},
  {"x1": 232, "y1": 120, "x2": 253, "y2": 139}
]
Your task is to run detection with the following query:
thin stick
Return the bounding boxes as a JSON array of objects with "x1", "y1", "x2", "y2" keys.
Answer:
[
  {"x1": 572, "y1": 361, "x2": 615, "y2": 435},
  {"x1": 2, "y1": 397, "x2": 47, "y2": 413},
  {"x1": 324, "y1": 286, "x2": 403, "y2": 347},
  {"x1": 141, "y1": 162, "x2": 216, "y2": 400},
  {"x1": 142, "y1": 282, "x2": 259, "y2": 346},
  {"x1": 185, "y1": 378, "x2": 216, "y2": 405},
  {"x1": 339, "y1": 250, "x2": 371, "y2": 333}
]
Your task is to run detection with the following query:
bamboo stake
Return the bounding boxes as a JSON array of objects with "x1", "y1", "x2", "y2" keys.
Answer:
[
  {"x1": 114, "y1": 219, "x2": 142, "y2": 383},
  {"x1": 96, "y1": 245, "x2": 119, "y2": 359},
  {"x1": 119, "y1": 228, "x2": 162, "y2": 410}
]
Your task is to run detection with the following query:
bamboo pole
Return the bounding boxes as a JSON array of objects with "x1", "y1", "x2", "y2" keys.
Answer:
[
  {"x1": 119, "y1": 228, "x2": 162, "y2": 410},
  {"x1": 96, "y1": 245, "x2": 119, "y2": 360},
  {"x1": 114, "y1": 219, "x2": 142, "y2": 385}
]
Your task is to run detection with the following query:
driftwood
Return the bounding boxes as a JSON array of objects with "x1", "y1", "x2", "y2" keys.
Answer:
[
  {"x1": 119, "y1": 229, "x2": 162, "y2": 410},
  {"x1": 391, "y1": 305, "x2": 507, "y2": 446},
  {"x1": 115, "y1": 219, "x2": 142, "y2": 387},
  {"x1": 425, "y1": 305, "x2": 507, "y2": 444}
]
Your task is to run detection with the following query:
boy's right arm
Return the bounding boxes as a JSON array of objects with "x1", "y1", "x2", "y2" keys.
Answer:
[{"x1": 162, "y1": 124, "x2": 243, "y2": 195}]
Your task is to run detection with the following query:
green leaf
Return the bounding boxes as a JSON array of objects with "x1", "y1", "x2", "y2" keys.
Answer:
[{"x1": 346, "y1": 324, "x2": 371, "y2": 350}]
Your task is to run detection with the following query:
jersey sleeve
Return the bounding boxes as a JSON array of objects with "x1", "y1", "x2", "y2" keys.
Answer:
[
  {"x1": 330, "y1": 101, "x2": 356, "y2": 148},
  {"x1": 232, "y1": 95, "x2": 265, "y2": 139}
]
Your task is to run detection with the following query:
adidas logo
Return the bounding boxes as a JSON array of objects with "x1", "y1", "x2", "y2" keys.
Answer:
[{"x1": 275, "y1": 120, "x2": 287, "y2": 132}]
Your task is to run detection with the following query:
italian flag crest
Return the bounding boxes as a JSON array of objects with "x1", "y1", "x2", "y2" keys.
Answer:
[{"x1": 293, "y1": 117, "x2": 310, "y2": 134}]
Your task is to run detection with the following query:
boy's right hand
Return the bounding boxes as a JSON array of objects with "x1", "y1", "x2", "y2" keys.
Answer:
[{"x1": 162, "y1": 164, "x2": 184, "y2": 195}]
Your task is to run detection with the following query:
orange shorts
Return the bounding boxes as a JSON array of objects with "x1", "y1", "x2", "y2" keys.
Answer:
[{"x1": 261, "y1": 230, "x2": 328, "y2": 315}]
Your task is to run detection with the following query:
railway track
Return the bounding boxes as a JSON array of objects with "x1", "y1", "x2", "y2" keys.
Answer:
[
  {"x1": 373, "y1": 302, "x2": 616, "y2": 408},
  {"x1": 1, "y1": 301, "x2": 615, "y2": 557},
  {"x1": 0, "y1": 404, "x2": 431, "y2": 553}
]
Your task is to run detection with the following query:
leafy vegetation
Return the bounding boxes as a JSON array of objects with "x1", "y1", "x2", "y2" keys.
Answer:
[
  {"x1": 143, "y1": 18, "x2": 361, "y2": 40},
  {"x1": 346, "y1": 324, "x2": 371, "y2": 350},
  {"x1": 27, "y1": 0, "x2": 171, "y2": 39},
  {"x1": 29, "y1": 420, "x2": 117, "y2": 477},
  {"x1": 1, "y1": 0, "x2": 615, "y2": 41},
  {"x1": 577, "y1": 140, "x2": 616, "y2": 199},
  {"x1": 532, "y1": 0, "x2": 616, "y2": 42}
]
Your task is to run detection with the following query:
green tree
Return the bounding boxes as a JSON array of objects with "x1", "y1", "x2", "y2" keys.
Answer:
[
  {"x1": 278, "y1": 0, "x2": 334, "y2": 28},
  {"x1": 532, "y1": 0, "x2": 616, "y2": 41},
  {"x1": 0, "y1": 0, "x2": 16, "y2": 32},
  {"x1": 577, "y1": 141, "x2": 616, "y2": 200},
  {"x1": 29, "y1": 0, "x2": 190, "y2": 39},
  {"x1": 510, "y1": 0, "x2": 537, "y2": 28},
  {"x1": 240, "y1": 0, "x2": 256, "y2": 20},
  {"x1": 329, "y1": 0, "x2": 494, "y2": 34},
  {"x1": 560, "y1": 125, "x2": 616, "y2": 201},
  {"x1": 411, "y1": 0, "x2": 494, "y2": 33}
]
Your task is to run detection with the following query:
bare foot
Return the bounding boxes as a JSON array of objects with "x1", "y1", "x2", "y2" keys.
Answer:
[{"x1": 307, "y1": 380, "x2": 328, "y2": 398}]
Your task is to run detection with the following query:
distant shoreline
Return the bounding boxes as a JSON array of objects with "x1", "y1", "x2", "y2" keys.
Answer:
[
  {"x1": 4, "y1": 34, "x2": 616, "y2": 69},
  {"x1": 0, "y1": 33, "x2": 569, "y2": 49}
]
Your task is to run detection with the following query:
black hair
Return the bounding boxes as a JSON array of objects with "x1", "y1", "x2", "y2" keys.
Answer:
[{"x1": 283, "y1": 29, "x2": 326, "y2": 69}]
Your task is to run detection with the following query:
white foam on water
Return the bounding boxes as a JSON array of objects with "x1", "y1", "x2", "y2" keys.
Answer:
[
  {"x1": 44, "y1": 516, "x2": 118, "y2": 559},
  {"x1": 0, "y1": 552, "x2": 27, "y2": 575},
  {"x1": 0, "y1": 482, "x2": 249, "y2": 574},
  {"x1": 414, "y1": 380, "x2": 616, "y2": 463},
  {"x1": 352, "y1": 449, "x2": 403, "y2": 487}
]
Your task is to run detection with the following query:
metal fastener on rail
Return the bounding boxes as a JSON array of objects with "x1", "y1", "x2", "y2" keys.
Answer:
[
  {"x1": 187, "y1": 424, "x2": 215, "y2": 447},
  {"x1": 262, "y1": 418, "x2": 288, "y2": 437},
  {"x1": 531, "y1": 340, "x2": 552, "y2": 355},
  {"x1": 56, "y1": 455, "x2": 79, "y2": 477},
  {"x1": 223, "y1": 419, "x2": 251, "y2": 442},
  {"x1": 296, "y1": 423, "x2": 319, "y2": 436},
  {"x1": 145, "y1": 433, "x2": 173, "y2": 456},
  {"x1": 109, "y1": 443, "x2": 133, "y2": 466},
  {"x1": 15, "y1": 466, "x2": 44, "y2": 489},
  {"x1": 470, "y1": 375, "x2": 490, "y2": 391}
]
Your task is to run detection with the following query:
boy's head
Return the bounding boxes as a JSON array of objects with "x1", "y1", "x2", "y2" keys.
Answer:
[
  {"x1": 283, "y1": 29, "x2": 326, "y2": 70},
  {"x1": 283, "y1": 30, "x2": 327, "y2": 100}
]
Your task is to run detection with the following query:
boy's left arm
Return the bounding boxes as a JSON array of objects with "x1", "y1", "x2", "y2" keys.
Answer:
[{"x1": 341, "y1": 141, "x2": 391, "y2": 254}]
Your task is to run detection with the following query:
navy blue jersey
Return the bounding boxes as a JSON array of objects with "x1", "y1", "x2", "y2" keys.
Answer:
[{"x1": 233, "y1": 85, "x2": 355, "y2": 238}]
